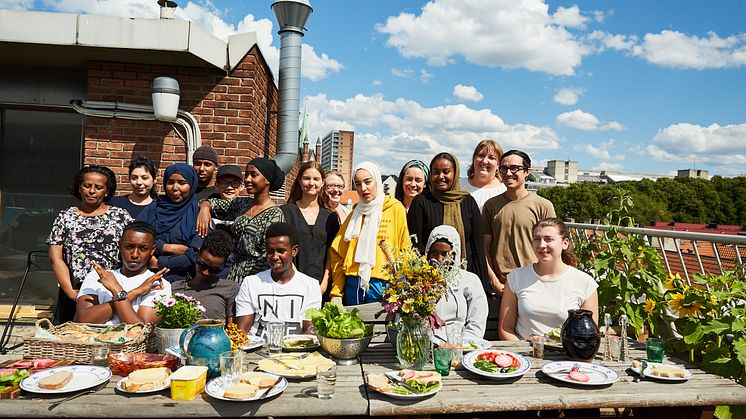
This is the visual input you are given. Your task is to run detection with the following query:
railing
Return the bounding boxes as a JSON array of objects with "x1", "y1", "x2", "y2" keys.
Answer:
[{"x1": 567, "y1": 223, "x2": 746, "y2": 287}]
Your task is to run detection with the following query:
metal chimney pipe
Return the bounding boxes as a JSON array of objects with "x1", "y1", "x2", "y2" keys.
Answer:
[{"x1": 271, "y1": 0, "x2": 312, "y2": 173}]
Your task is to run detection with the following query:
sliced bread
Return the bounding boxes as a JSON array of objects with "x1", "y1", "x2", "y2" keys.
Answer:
[
  {"x1": 38, "y1": 370, "x2": 73, "y2": 390},
  {"x1": 121, "y1": 367, "x2": 170, "y2": 392},
  {"x1": 223, "y1": 382, "x2": 258, "y2": 399}
]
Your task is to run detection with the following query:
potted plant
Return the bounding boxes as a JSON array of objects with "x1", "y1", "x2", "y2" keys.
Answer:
[
  {"x1": 378, "y1": 240, "x2": 453, "y2": 369},
  {"x1": 153, "y1": 293, "x2": 206, "y2": 353}
]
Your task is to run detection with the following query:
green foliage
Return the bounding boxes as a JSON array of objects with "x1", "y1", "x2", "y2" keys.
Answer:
[
  {"x1": 154, "y1": 293, "x2": 206, "y2": 329},
  {"x1": 306, "y1": 303, "x2": 373, "y2": 338},
  {"x1": 537, "y1": 176, "x2": 746, "y2": 225}
]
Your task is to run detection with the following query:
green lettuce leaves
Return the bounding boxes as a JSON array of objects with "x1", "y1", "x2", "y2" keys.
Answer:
[{"x1": 306, "y1": 303, "x2": 374, "y2": 339}]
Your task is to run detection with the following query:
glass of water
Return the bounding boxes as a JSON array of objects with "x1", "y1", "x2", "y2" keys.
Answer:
[
  {"x1": 316, "y1": 364, "x2": 337, "y2": 399},
  {"x1": 266, "y1": 321, "x2": 285, "y2": 356},
  {"x1": 220, "y1": 351, "x2": 244, "y2": 385}
]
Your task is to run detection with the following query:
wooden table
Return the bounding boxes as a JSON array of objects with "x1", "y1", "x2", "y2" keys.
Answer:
[{"x1": 360, "y1": 337, "x2": 746, "y2": 417}]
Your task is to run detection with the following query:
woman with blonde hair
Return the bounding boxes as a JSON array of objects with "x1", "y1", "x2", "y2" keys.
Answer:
[
  {"x1": 323, "y1": 170, "x2": 349, "y2": 223},
  {"x1": 498, "y1": 218, "x2": 598, "y2": 340},
  {"x1": 329, "y1": 162, "x2": 410, "y2": 305},
  {"x1": 281, "y1": 161, "x2": 340, "y2": 293},
  {"x1": 461, "y1": 139, "x2": 506, "y2": 212}
]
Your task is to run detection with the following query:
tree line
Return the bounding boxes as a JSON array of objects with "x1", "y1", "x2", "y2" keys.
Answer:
[{"x1": 536, "y1": 176, "x2": 746, "y2": 226}]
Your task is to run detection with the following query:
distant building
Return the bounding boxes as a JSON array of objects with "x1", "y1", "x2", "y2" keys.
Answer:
[
  {"x1": 676, "y1": 169, "x2": 709, "y2": 180},
  {"x1": 320, "y1": 130, "x2": 354, "y2": 190},
  {"x1": 544, "y1": 160, "x2": 578, "y2": 183},
  {"x1": 381, "y1": 175, "x2": 398, "y2": 196},
  {"x1": 300, "y1": 136, "x2": 321, "y2": 163}
]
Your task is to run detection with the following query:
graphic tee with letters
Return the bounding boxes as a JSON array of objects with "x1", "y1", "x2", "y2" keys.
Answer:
[{"x1": 235, "y1": 269, "x2": 322, "y2": 335}]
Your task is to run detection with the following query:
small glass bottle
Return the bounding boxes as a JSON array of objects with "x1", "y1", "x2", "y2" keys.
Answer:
[
  {"x1": 602, "y1": 313, "x2": 612, "y2": 361},
  {"x1": 619, "y1": 315, "x2": 629, "y2": 362}
]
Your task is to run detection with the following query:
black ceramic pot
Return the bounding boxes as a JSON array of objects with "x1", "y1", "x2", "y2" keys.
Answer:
[{"x1": 560, "y1": 309, "x2": 600, "y2": 361}]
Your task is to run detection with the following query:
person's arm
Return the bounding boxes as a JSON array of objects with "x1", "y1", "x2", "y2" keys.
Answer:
[
  {"x1": 196, "y1": 200, "x2": 213, "y2": 237},
  {"x1": 581, "y1": 290, "x2": 599, "y2": 326},
  {"x1": 328, "y1": 233, "x2": 347, "y2": 301},
  {"x1": 462, "y1": 274, "x2": 489, "y2": 339},
  {"x1": 464, "y1": 198, "x2": 488, "y2": 285},
  {"x1": 483, "y1": 234, "x2": 503, "y2": 295},
  {"x1": 406, "y1": 195, "x2": 426, "y2": 253},
  {"x1": 49, "y1": 245, "x2": 78, "y2": 301},
  {"x1": 301, "y1": 320, "x2": 313, "y2": 334},
  {"x1": 156, "y1": 232, "x2": 203, "y2": 274},
  {"x1": 236, "y1": 314, "x2": 255, "y2": 335},
  {"x1": 497, "y1": 281, "x2": 520, "y2": 341},
  {"x1": 162, "y1": 244, "x2": 189, "y2": 255}
]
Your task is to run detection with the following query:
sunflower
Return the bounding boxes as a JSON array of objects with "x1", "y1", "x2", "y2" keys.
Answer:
[
  {"x1": 668, "y1": 293, "x2": 704, "y2": 318},
  {"x1": 664, "y1": 272, "x2": 682, "y2": 290},
  {"x1": 644, "y1": 299, "x2": 656, "y2": 315}
]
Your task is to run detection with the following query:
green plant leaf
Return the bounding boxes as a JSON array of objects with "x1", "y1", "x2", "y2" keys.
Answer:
[{"x1": 702, "y1": 320, "x2": 731, "y2": 335}]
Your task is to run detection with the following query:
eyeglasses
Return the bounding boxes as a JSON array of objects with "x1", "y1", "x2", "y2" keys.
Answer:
[
  {"x1": 498, "y1": 165, "x2": 527, "y2": 174},
  {"x1": 196, "y1": 261, "x2": 223, "y2": 275},
  {"x1": 326, "y1": 184, "x2": 345, "y2": 191},
  {"x1": 218, "y1": 180, "x2": 243, "y2": 188}
]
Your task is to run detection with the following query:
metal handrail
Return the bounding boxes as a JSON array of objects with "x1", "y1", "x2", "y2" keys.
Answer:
[{"x1": 566, "y1": 222, "x2": 745, "y2": 286}]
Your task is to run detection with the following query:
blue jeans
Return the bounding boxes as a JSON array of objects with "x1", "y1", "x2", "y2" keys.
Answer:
[{"x1": 343, "y1": 276, "x2": 388, "y2": 306}]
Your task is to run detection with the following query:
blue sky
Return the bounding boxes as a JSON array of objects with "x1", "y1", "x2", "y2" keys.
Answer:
[{"x1": 9, "y1": 0, "x2": 746, "y2": 177}]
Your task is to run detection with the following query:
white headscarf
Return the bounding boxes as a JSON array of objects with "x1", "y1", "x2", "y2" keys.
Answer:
[
  {"x1": 344, "y1": 162, "x2": 385, "y2": 291},
  {"x1": 425, "y1": 225, "x2": 463, "y2": 288}
]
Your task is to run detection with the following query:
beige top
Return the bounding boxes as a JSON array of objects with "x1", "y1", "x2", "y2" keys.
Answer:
[{"x1": 482, "y1": 192, "x2": 555, "y2": 279}]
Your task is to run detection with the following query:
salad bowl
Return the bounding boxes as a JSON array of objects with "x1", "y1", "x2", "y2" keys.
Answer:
[{"x1": 317, "y1": 334, "x2": 373, "y2": 365}]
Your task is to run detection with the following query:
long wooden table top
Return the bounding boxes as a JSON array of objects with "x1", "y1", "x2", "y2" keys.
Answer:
[{"x1": 3, "y1": 334, "x2": 746, "y2": 417}]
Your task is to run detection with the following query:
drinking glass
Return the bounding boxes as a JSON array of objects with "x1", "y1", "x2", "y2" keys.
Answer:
[
  {"x1": 220, "y1": 351, "x2": 244, "y2": 385},
  {"x1": 433, "y1": 346, "x2": 452, "y2": 376},
  {"x1": 530, "y1": 335, "x2": 545, "y2": 359},
  {"x1": 646, "y1": 338, "x2": 666, "y2": 363},
  {"x1": 266, "y1": 321, "x2": 285, "y2": 356},
  {"x1": 316, "y1": 364, "x2": 337, "y2": 399},
  {"x1": 90, "y1": 345, "x2": 110, "y2": 367},
  {"x1": 445, "y1": 325, "x2": 464, "y2": 366},
  {"x1": 609, "y1": 336, "x2": 622, "y2": 361}
]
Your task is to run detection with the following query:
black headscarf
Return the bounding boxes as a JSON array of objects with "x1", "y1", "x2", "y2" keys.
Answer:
[{"x1": 250, "y1": 157, "x2": 285, "y2": 191}]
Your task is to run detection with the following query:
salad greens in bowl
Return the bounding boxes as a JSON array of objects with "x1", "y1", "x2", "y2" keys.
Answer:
[{"x1": 306, "y1": 303, "x2": 374, "y2": 364}]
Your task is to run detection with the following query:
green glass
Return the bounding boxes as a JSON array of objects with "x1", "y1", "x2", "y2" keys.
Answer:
[
  {"x1": 433, "y1": 347, "x2": 452, "y2": 376},
  {"x1": 646, "y1": 338, "x2": 666, "y2": 363}
]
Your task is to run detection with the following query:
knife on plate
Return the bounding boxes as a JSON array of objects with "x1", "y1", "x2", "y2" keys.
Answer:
[{"x1": 385, "y1": 373, "x2": 422, "y2": 394}]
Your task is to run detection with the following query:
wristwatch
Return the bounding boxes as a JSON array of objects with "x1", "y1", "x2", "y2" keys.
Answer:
[{"x1": 113, "y1": 289, "x2": 128, "y2": 301}]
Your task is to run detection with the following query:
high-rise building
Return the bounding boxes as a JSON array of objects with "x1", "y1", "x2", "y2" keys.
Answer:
[
  {"x1": 320, "y1": 130, "x2": 355, "y2": 190},
  {"x1": 545, "y1": 160, "x2": 579, "y2": 183}
]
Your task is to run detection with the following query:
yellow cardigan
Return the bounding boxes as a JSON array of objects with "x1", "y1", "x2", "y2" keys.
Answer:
[{"x1": 328, "y1": 196, "x2": 410, "y2": 298}]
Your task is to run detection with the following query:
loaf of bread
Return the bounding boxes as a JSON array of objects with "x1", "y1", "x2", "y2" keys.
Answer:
[
  {"x1": 223, "y1": 383, "x2": 258, "y2": 399},
  {"x1": 38, "y1": 371, "x2": 73, "y2": 390},
  {"x1": 650, "y1": 365, "x2": 686, "y2": 378}
]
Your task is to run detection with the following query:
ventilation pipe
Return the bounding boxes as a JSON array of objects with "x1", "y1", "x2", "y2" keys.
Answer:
[
  {"x1": 158, "y1": 0, "x2": 178, "y2": 20},
  {"x1": 271, "y1": 0, "x2": 312, "y2": 173}
]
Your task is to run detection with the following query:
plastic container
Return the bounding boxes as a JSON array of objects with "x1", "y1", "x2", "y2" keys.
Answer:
[
  {"x1": 170, "y1": 365, "x2": 207, "y2": 400},
  {"x1": 108, "y1": 352, "x2": 178, "y2": 376}
]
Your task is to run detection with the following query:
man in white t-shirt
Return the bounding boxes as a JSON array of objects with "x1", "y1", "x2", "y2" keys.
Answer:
[
  {"x1": 76, "y1": 221, "x2": 171, "y2": 325},
  {"x1": 236, "y1": 222, "x2": 322, "y2": 335}
]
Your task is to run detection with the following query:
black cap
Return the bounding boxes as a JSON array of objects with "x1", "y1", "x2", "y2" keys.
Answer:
[{"x1": 217, "y1": 164, "x2": 243, "y2": 180}]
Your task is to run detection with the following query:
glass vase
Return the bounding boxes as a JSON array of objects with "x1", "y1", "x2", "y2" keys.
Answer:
[{"x1": 396, "y1": 316, "x2": 430, "y2": 370}]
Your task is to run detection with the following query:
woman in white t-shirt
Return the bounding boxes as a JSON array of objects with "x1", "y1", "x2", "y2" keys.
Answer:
[
  {"x1": 498, "y1": 218, "x2": 598, "y2": 340},
  {"x1": 460, "y1": 139, "x2": 507, "y2": 212}
]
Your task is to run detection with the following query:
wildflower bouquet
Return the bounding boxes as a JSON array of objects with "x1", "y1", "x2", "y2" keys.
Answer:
[
  {"x1": 378, "y1": 240, "x2": 451, "y2": 331},
  {"x1": 154, "y1": 293, "x2": 206, "y2": 329}
]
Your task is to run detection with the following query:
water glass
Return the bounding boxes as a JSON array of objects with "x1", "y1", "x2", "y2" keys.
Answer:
[
  {"x1": 433, "y1": 346, "x2": 452, "y2": 376},
  {"x1": 266, "y1": 321, "x2": 285, "y2": 356},
  {"x1": 646, "y1": 338, "x2": 666, "y2": 363},
  {"x1": 608, "y1": 336, "x2": 622, "y2": 361},
  {"x1": 445, "y1": 325, "x2": 464, "y2": 366},
  {"x1": 90, "y1": 345, "x2": 110, "y2": 367},
  {"x1": 530, "y1": 335, "x2": 545, "y2": 359},
  {"x1": 316, "y1": 364, "x2": 337, "y2": 399},
  {"x1": 220, "y1": 351, "x2": 244, "y2": 385}
]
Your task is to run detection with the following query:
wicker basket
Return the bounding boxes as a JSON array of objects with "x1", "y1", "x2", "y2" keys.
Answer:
[{"x1": 23, "y1": 319, "x2": 156, "y2": 363}]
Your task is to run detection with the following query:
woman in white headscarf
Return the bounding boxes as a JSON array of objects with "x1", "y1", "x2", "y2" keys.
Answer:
[
  {"x1": 328, "y1": 162, "x2": 410, "y2": 305},
  {"x1": 426, "y1": 225, "x2": 489, "y2": 340}
]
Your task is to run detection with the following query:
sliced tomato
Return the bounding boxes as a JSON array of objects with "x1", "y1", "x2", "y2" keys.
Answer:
[
  {"x1": 0, "y1": 368, "x2": 17, "y2": 375},
  {"x1": 11, "y1": 361, "x2": 33, "y2": 369},
  {"x1": 418, "y1": 373, "x2": 433, "y2": 378}
]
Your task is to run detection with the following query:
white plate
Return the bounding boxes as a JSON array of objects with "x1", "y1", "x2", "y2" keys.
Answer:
[
  {"x1": 241, "y1": 335, "x2": 267, "y2": 351},
  {"x1": 20, "y1": 365, "x2": 111, "y2": 394},
  {"x1": 541, "y1": 361, "x2": 619, "y2": 386},
  {"x1": 205, "y1": 374, "x2": 287, "y2": 401},
  {"x1": 282, "y1": 334, "x2": 320, "y2": 352},
  {"x1": 630, "y1": 363, "x2": 693, "y2": 382},
  {"x1": 462, "y1": 337, "x2": 491, "y2": 352},
  {"x1": 115, "y1": 377, "x2": 170, "y2": 394},
  {"x1": 370, "y1": 372, "x2": 441, "y2": 399},
  {"x1": 461, "y1": 349, "x2": 531, "y2": 379}
]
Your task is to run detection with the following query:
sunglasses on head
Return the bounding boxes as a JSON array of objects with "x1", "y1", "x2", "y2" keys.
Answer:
[{"x1": 196, "y1": 261, "x2": 223, "y2": 275}]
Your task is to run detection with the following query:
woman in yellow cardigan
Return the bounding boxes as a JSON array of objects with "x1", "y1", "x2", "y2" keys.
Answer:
[{"x1": 329, "y1": 162, "x2": 410, "y2": 305}]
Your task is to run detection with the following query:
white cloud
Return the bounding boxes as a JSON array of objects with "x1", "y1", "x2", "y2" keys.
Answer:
[
  {"x1": 420, "y1": 69, "x2": 433, "y2": 84},
  {"x1": 391, "y1": 68, "x2": 413, "y2": 78},
  {"x1": 593, "y1": 162, "x2": 623, "y2": 171},
  {"x1": 376, "y1": 0, "x2": 590, "y2": 76},
  {"x1": 551, "y1": 5, "x2": 588, "y2": 29},
  {"x1": 37, "y1": 0, "x2": 342, "y2": 81},
  {"x1": 573, "y1": 140, "x2": 624, "y2": 161},
  {"x1": 371, "y1": 80, "x2": 382, "y2": 86},
  {"x1": 453, "y1": 84, "x2": 484, "y2": 102},
  {"x1": 1, "y1": 0, "x2": 35, "y2": 9},
  {"x1": 556, "y1": 109, "x2": 624, "y2": 131},
  {"x1": 553, "y1": 87, "x2": 584, "y2": 105},
  {"x1": 648, "y1": 122, "x2": 746, "y2": 165},
  {"x1": 305, "y1": 93, "x2": 559, "y2": 175}
]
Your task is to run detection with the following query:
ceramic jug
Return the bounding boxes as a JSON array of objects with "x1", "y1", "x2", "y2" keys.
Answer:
[
  {"x1": 179, "y1": 318, "x2": 232, "y2": 377},
  {"x1": 560, "y1": 309, "x2": 601, "y2": 362}
]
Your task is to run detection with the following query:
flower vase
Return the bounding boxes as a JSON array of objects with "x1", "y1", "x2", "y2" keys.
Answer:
[
  {"x1": 155, "y1": 326, "x2": 186, "y2": 354},
  {"x1": 396, "y1": 316, "x2": 430, "y2": 370}
]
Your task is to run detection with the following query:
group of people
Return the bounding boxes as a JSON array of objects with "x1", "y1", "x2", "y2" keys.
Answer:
[{"x1": 47, "y1": 141, "x2": 598, "y2": 341}]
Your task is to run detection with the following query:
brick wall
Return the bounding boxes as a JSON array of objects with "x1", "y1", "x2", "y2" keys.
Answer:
[{"x1": 83, "y1": 45, "x2": 298, "y2": 197}]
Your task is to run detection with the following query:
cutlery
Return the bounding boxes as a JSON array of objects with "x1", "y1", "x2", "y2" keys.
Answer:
[
  {"x1": 256, "y1": 376, "x2": 282, "y2": 399},
  {"x1": 256, "y1": 352, "x2": 308, "y2": 370},
  {"x1": 48, "y1": 382, "x2": 106, "y2": 411},
  {"x1": 385, "y1": 372, "x2": 422, "y2": 394}
]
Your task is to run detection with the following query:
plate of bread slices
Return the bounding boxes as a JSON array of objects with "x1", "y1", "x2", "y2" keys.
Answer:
[
  {"x1": 366, "y1": 370, "x2": 442, "y2": 400},
  {"x1": 630, "y1": 359, "x2": 692, "y2": 382},
  {"x1": 115, "y1": 367, "x2": 171, "y2": 393},
  {"x1": 206, "y1": 371, "x2": 287, "y2": 401},
  {"x1": 20, "y1": 365, "x2": 111, "y2": 394}
]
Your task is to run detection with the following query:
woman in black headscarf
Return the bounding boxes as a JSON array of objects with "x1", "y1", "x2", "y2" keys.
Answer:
[
  {"x1": 137, "y1": 163, "x2": 203, "y2": 283},
  {"x1": 196, "y1": 157, "x2": 285, "y2": 283}
]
